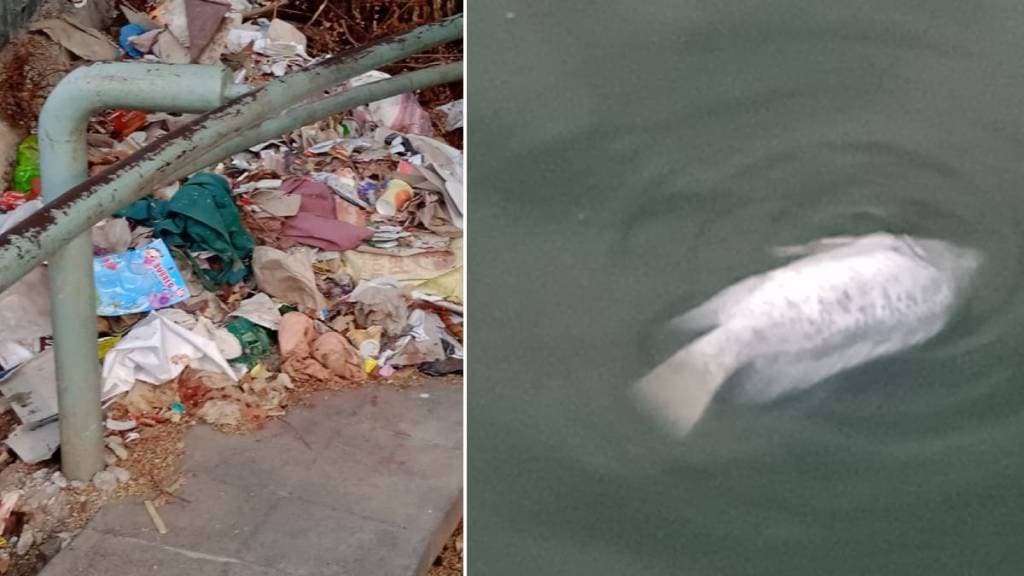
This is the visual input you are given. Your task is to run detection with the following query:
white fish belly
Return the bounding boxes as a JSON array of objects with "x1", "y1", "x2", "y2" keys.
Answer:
[{"x1": 716, "y1": 248, "x2": 957, "y2": 400}]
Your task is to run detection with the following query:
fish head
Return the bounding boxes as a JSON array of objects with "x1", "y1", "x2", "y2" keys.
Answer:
[{"x1": 906, "y1": 237, "x2": 983, "y2": 291}]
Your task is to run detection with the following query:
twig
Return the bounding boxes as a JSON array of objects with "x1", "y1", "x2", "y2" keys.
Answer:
[
  {"x1": 157, "y1": 486, "x2": 191, "y2": 504},
  {"x1": 242, "y1": 0, "x2": 288, "y2": 20},
  {"x1": 338, "y1": 19, "x2": 358, "y2": 47},
  {"x1": 144, "y1": 500, "x2": 169, "y2": 535},
  {"x1": 150, "y1": 474, "x2": 191, "y2": 504},
  {"x1": 334, "y1": 10, "x2": 371, "y2": 44},
  {"x1": 165, "y1": 478, "x2": 183, "y2": 493},
  {"x1": 380, "y1": 3, "x2": 416, "y2": 33},
  {"x1": 278, "y1": 417, "x2": 312, "y2": 451},
  {"x1": 304, "y1": 0, "x2": 329, "y2": 29}
]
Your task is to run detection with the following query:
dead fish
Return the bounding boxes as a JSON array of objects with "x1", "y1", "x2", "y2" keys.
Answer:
[{"x1": 632, "y1": 232, "x2": 982, "y2": 437}]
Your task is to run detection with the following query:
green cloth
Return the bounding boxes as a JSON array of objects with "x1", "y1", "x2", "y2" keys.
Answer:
[{"x1": 117, "y1": 173, "x2": 254, "y2": 286}]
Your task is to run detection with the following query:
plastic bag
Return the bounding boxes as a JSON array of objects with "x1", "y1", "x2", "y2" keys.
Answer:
[
  {"x1": 225, "y1": 317, "x2": 273, "y2": 368},
  {"x1": 12, "y1": 135, "x2": 39, "y2": 194}
]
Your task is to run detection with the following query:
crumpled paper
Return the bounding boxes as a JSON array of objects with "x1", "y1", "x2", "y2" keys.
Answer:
[
  {"x1": 346, "y1": 278, "x2": 409, "y2": 337},
  {"x1": 253, "y1": 246, "x2": 327, "y2": 312},
  {"x1": 0, "y1": 267, "x2": 51, "y2": 348},
  {"x1": 279, "y1": 312, "x2": 363, "y2": 383},
  {"x1": 405, "y1": 134, "x2": 464, "y2": 229},
  {"x1": 91, "y1": 218, "x2": 133, "y2": 254},
  {"x1": 29, "y1": 17, "x2": 120, "y2": 61},
  {"x1": 385, "y1": 309, "x2": 464, "y2": 367},
  {"x1": 102, "y1": 311, "x2": 237, "y2": 398},
  {"x1": 342, "y1": 248, "x2": 459, "y2": 284},
  {"x1": 414, "y1": 266, "x2": 463, "y2": 304},
  {"x1": 228, "y1": 292, "x2": 282, "y2": 330},
  {"x1": 436, "y1": 99, "x2": 463, "y2": 131},
  {"x1": 226, "y1": 18, "x2": 308, "y2": 57}
]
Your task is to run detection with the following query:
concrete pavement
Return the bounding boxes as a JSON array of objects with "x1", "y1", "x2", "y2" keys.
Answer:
[{"x1": 39, "y1": 379, "x2": 463, "y2": 576}]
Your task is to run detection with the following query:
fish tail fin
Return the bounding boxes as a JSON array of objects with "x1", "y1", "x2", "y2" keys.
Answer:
[{"x1": 631, "y1": 332, "x2": 739, "y2": 438}]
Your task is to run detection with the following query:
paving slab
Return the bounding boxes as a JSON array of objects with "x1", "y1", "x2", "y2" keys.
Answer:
[{"x1": 39, "y1": 379, "x2": 462, "y2": 576}]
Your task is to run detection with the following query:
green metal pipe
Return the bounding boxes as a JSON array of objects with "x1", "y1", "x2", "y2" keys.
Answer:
[
  {"x1": 38, "y1": 63, "x2": 244, "y2": 481},
  {"x1": 167, "y1": 62, "x2": 463, "y2": 184}
]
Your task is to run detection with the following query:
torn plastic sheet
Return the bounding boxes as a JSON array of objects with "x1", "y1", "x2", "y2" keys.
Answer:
[
  {"x1": 6, "y1": 422, "x2": 60, "y2": 464},
  {"x1": 0, "y1": 267, "x2": 51, "y2": 346},
  {"x1": 436, "y1": 99, "x2": 463, "y2": 131},
  {"x1": 308, "y1": 172, "x2": 369, "y2": 209},
  {"x1": 0, "y1": 341, "x2": 36, "y2": 371},
  {"x1": 413, "y1": 266, "x2": 462, "y2": 304},
  {"x1": 346, "y1": 278, "x2": 409, "y2": 337},
  {"x1": 347, "y1": 71, "x2": 432, "y2": 135},
  {"x1": 234, "y1": 179, "x2": 284, "y2": 194},
  {"x1": 158, "y1": 308, "x2": 242, "y2": 360},
  {"x1": 29, "y1": 17, "x2": 120, "y2": 61},
  {"x1": 102, "y1": 311, "x2": 237, "y2": 398},
  {"x1": 382, "y1": 309, "x2": 463, "y2": 367},
  {"x1": 92, "y1": 218, "x2": 133, "y2": 254},
  {"x1": 404, "y1": 134, "x2": 464, "y2": 229},
  {"x1": 226, "y1": 25, "x2": 262, "y2": 52},
  {"x1": 306, "y1": 138, "x2": 346, "y2": 154},
  {"x1": 227, "y1": 18, "x2": 309, "y2": 58},
  {"x1": 228, "y1": 292, "x2": 282, "y2": 330},
  {"x1": 0, "y1": 348, "x2": 59, "y2": 427},
  {"x1": 410, "y1": 292, "x2": 463, "y2": 314},
  {"x1": 0, "y1": 200, "x2": 43, "y2": 235}
]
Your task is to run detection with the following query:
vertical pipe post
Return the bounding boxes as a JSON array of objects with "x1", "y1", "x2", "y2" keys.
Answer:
[
  {"x1": 38, "y1": 63, "x2": 238, "y2": 480},
  {"x1": 41, "y1": 154, "x2": 104, "y2": 482}
]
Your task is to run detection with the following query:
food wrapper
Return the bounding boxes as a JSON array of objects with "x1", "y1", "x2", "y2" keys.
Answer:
[{"x1": 94, "y1": 239, "x2": 190, "y2": 316}]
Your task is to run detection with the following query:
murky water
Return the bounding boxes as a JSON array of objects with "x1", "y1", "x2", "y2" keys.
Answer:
[{"x1": 468, "y1": 2, "x2": 1024, "y2": 574}]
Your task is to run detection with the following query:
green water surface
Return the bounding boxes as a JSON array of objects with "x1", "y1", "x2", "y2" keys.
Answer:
[{"x1": 469, "y1": 2, "x2": 1024, "y2": 574}]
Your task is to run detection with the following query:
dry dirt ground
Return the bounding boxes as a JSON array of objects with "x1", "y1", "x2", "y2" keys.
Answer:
[{"x1": 429, "y1": 521, "x2": 463, "y2": 576}]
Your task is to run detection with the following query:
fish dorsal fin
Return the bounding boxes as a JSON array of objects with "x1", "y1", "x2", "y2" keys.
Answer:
[{"x1": 769, "y1": 235, "x2": 862, "y2": 259}]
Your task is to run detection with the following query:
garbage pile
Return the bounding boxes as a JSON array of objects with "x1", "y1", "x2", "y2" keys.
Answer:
[{"x1": 0, "y1": 0, "x2": 462, "y2": 569}]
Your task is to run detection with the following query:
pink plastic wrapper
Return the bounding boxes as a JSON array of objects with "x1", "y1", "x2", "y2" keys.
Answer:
[
  {"x1": 346, "y1": 71, "x2": 433, "y2": 136},
  {"x1": 282, "y1": 213, "x2": 373, "y2": 251}
]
